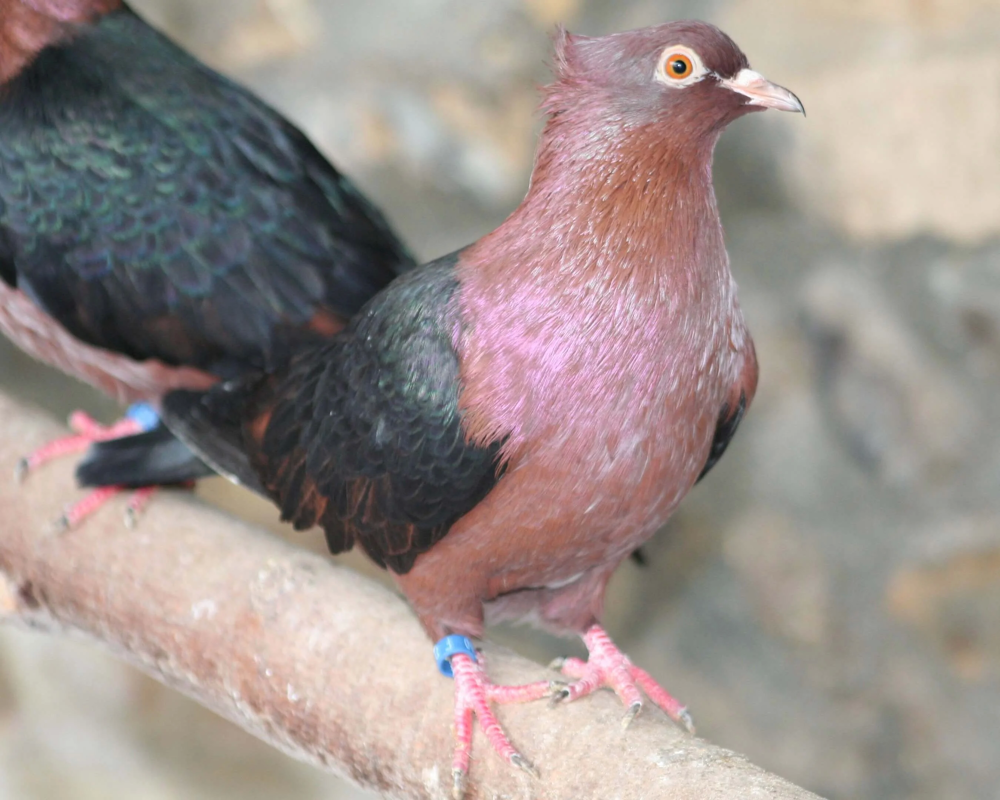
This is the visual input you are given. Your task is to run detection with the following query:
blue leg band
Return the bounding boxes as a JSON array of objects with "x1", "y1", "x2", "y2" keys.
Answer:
[
  {"x1": 433, "y1": 635, "x2": 477, "y2": 678},
  {"x1": 125, "y1": 403, "x2": 160, "y2": 432}
]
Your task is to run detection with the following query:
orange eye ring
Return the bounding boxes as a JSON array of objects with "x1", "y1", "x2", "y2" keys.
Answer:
[{"x1": 664, "y1": 53, "x2": 693, "y2": 80}]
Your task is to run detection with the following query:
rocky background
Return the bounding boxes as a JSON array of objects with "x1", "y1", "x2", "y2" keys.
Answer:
[{"x1": 2, "y1": 0, "x2": 999, "y2": 798}]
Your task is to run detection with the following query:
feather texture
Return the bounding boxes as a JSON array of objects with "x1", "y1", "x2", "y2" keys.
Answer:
[
  {"x1": 164, "y1": 254, "x2": 504, "y2": 573},
  {"x1": 0, "y1": 5, "x2": 415, "y2": 382}
]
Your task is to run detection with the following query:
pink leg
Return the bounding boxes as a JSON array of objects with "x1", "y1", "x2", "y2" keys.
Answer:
[
  {"x1": 449, "y1": 652, "x2": 551, "y2": 799},
  {"x1": 17, "y1": 412, "x2": 143, "y2": 479},
  {"x1": 58, "y1": 484, "x2": 166, "y2": 532},
  {"x1": 124, "y1": 485, "x2": 159, "y2": 529},
  {"x1": 56, "y1": 485, "x2": 124, "y2": 531},
  {"x1": 18, "y1": 408, "x2": 165, "y2": 531},
  {"x1": 553, "y1": 624, "x2": 695, "y2": 733}
]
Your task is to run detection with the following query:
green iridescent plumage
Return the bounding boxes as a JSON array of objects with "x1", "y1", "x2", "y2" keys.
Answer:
[
  {"x1": 164, "y1": 253, "x2": 504, "y2": 574},
  {"x1": 0, "y1": 5, "x2": 414, "y2": 376}
]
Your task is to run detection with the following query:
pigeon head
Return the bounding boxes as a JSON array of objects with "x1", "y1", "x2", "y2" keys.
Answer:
[{"x1": 545, "y1": 20, "x2": 803, "y2": 143}]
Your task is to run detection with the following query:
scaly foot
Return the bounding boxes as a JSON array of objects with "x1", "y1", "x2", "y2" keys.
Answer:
[
  {"x1": 435, "y1": 636, "x2": 554, "y2": 798},
  {"x1": 17, "y1": 404, "x2": 161, "y2": 530},
  {"x1": 552, "y1": 623, "x2": 695, "y2": 733},
  {"x1": 16, "y1": 410, "x2": 145, "y2": 480}
]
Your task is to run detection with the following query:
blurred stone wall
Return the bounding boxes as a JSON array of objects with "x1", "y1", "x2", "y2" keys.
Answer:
[{"x1": 1, "y1": 1, "x2": 999, "y2": 798}]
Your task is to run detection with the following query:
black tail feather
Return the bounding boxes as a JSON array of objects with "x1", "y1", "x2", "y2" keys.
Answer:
[
  {"x1": 76, "y1": 423, "x2": 215, "y2": 488},
  {"x1": 161, "y1": 385, "x2": 266, "y2": 496}
]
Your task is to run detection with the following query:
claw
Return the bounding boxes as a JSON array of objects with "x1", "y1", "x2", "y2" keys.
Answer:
[
  {"x1": 677, "y1": 707, "x2": 696, "y2": 735},
  {"x1": 553, "y1": 624, "x2": 695, "y2": 733},
  {"x1": 510, "y1": 752, "x2": 539, "y2": 779},
  {"x1": 621, "y1": 700, "x2": 642, "y2": 730},
  {"x1": 549, "y1": 683, "x2": 571, "y2": 707},
  {"x1": 123, "y1": 486, "x2": 157, "y2": 529},
  {"x1": 446, "y1": 650, "x2": 549, "y2": 798},
  {"x1": 451, "y1": 768, "x2": 465, "y2": 800}
]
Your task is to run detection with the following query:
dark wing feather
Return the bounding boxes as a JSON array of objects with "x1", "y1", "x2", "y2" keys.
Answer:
[
  {"x1": 696, "y1": 390, "x2": 747, "y2": 482},
  {"x1": 160, "y1": 383, "x2": 266, "y2": 493},
  {"x1": 163, "y1": 254, "x2": 504, "y2": 574},
  {"x1": 0, "y1": 6, "x2": 415, "y2": 376}
]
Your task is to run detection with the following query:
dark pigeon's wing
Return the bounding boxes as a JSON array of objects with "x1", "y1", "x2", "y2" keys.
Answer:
[
  {"x1": 696, "y1": 391, "x2": 748, "y2": 482},
  {"x1": 163, "y1": 254, "x2": 505, "y2": 573}
]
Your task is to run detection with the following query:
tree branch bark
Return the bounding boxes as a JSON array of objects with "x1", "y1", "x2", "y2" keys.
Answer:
[{"x1": 0, "y1": 391, "x2": 822, "y2": 799}]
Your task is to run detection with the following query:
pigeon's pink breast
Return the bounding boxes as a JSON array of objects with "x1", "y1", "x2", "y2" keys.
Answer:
[{"x1": 395, "y1": 115, "x2": 758, "y2": 638}]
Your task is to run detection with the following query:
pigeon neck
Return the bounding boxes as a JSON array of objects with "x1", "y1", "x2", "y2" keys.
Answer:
[{"x1": 464, "y1": 115, "x2": 730, "y2": 300}]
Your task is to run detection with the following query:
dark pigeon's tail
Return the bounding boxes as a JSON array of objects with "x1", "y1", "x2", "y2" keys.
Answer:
[
  {"x1": 76, "y1": 422, "x2": 215, "y2": 488},
  {"x1": 160, "y1": 384, "x2": 266, "y2": 496}
]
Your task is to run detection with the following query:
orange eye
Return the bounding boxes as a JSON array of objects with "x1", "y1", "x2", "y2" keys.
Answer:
[
  {"x1": 664, "y1": 53, "x2": 693, "y2": 79},
  {"x1": 655, "y1": 46, "x2": 704, "y2": 87}
]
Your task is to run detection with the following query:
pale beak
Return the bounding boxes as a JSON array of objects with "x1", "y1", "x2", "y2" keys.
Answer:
[{"x1": 720, "y1": 68, "x2": 805, "y2": 114}]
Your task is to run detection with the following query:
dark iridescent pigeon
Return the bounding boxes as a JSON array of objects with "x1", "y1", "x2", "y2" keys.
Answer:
[{"x1": 0, "y1": 0, "x2": 415, "y2": 525}]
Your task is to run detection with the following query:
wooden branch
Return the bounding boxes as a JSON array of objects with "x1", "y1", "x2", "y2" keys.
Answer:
[{"x1": 0, "y1": 391, "x2": 822, "y2": 799}]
